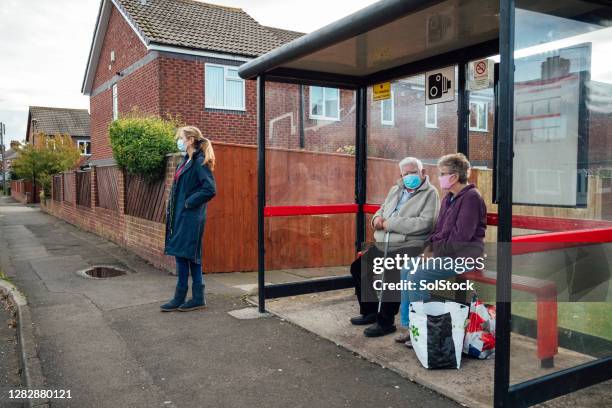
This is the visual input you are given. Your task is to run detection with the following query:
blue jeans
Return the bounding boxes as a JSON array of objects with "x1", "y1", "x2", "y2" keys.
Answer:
[
  {"x1": 176, "y1": 256, "x2": 203, "y2": 288},
  {"x1": 399, "y1": 258, "x2": 460, "y2": 327}
]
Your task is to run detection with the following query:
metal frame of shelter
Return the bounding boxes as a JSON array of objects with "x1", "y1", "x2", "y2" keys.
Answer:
[{"x1": 238, "y1": 0, "x2": 612, "y2": 406}]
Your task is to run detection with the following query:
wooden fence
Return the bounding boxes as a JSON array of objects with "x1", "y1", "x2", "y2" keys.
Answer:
[
  {"x1": 63, "y1": 173, "x2": 74, "y2": 203},
  {"x1": 76, "y1": 171, "x2": 92, "y2": 207},
  {"x1": 52, "y1": 175, "x2": 62, "y2": 202},
  {"x1": 95, "y1": 166, "x2": 121, "y2": 212},
  {"x1": 44, "y1": 143, "x2": 611, "y2": 273},
  {"x1": 125, "y1": 173, "x2": 167, "y2": 223}
]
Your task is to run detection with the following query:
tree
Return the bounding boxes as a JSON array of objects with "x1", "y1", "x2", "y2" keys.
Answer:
[{"x1": 11, "y1": 134, "x2": 81, "y2": 195}]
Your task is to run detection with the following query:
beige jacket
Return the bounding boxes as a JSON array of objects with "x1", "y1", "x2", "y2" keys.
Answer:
[{"x1": 371, "y1": 176, "x2": 439, "y2": 245}]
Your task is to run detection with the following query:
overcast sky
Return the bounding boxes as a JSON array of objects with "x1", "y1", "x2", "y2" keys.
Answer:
[{"x1": 0, "y1": 0, "x2": 377, "y2": 144}]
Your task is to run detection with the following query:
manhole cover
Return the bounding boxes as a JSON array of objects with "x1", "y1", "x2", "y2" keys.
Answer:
[{"x1": 78, "y1": 266, "x2": 127, "y2": 279}]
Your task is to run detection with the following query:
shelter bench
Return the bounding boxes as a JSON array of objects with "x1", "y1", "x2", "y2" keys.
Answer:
[{"x1": 456, "y1": 269, "x2": 558, "y2": 368}]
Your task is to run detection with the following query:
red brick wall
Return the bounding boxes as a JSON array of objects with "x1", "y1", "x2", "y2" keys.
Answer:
[
  {"x1": 89, "y1": 4, "x2": 159, "y2": 161},
  {"x1": 10, "y1": 180, "x2": 36, "y2": 204},
  {"x1": 262, "y1": 82, "x2": 491, "y2": 165},
  {"x1": 158, "y1": 56, "x2": 258, "y2": 145},
  {"x1": 588, "y1": 111, "x2": 612, "y2": 172},
  {"x1": 90, "y1": 58, "x2": 161, "y2": 161},
  {"x1": 92, "y1": 6, "x2": 147, "y2": 89}
]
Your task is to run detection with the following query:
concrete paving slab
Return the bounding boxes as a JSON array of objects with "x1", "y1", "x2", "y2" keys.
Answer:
[
  {"x1": 228, "y1": 306, "x2": 271, "y2": 319},
  {"x1": 285, "y1": 266, "x2": 349, "y2": 278},
  {"x1": 207, "y1": 270, "x2": 309, "y2": 288},
  {"x1": 260, "y1": 289, "x2": 611, "y2": 408}
]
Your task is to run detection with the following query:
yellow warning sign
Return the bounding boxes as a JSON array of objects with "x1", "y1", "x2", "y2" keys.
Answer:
[{"x1": 373, "y1": 82, "x2": 391, "y2": 101}]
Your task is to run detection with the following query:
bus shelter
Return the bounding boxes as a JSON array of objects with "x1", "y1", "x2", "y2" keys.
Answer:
[{"x1": 238, "y1": 0, "x2": 612, "y2": 406}]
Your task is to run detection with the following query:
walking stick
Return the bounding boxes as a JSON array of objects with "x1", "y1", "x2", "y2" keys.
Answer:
[{"x1": 377, "y1": 230, "x2": 391, "y2": 314}]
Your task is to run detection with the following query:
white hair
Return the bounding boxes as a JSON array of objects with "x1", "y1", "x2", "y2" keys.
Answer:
[{"x1": 398, "y1": 157, "x2": 423, "y2": 172}]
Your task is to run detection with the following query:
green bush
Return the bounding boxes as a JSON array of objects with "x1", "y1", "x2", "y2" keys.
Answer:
[{"x1": 109, "y1": 115, "x2": 180, "y2": 181}]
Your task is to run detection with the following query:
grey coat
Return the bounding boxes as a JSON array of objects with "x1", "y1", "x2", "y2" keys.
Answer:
[{"x1": 371, "y1": 176, "x2": 439, "y2": 245}]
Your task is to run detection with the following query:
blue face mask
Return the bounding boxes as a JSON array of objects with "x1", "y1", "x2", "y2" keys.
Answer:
[
  {"x1": 177, "y1": 139, "x2": 186, "y2": 152},
  {"x1": 403, "y1": 174, "x2": 421, "y2": 190}
]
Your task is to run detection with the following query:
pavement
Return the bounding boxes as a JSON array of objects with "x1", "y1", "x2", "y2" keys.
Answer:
[
  {"x1": 0, "y1": 292, "x2": 22, "y2": 408},
  {"x1": 260, "y1": 290, "x2": 612, "y2": 408},
  {"x1": 0, "y1": 196, "x2": 458, "y2": 408}
]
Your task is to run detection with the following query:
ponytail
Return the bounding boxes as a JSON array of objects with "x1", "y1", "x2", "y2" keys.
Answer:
[
  {"x1": 201, "y1": 138, "x2": 215, "y2": 171},
  {"x1": 175, "y1": 126, "x2": 215, "y2": 171}
]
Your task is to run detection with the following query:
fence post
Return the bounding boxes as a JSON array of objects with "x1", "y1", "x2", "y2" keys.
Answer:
[{"x1": 90, "y1": 167, "x2": 97, "y2": 209}]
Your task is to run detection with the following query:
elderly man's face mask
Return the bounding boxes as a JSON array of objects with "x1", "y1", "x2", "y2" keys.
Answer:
[{"x1": 401, "y1": 165, "x2": 422, "y2": 190}]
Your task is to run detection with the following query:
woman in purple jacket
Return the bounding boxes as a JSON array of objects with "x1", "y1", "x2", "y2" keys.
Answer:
[{"x1": 396, "y1": 153, "x2": 487, "y2": 346}]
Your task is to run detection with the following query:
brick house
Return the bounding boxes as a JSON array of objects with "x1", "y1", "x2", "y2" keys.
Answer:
[
  {"x1": 1, "y1": 140, "x2": 20, "y2": 182},
  {"x1": 26, "y1": 106, "x2": 92, "y2": 160},
  {"x1": 82, "y1": 0, "x2": 303, "y2": 164},
  {"x1": 81, "y1": 0, "x2": 498, "y2": 169}
]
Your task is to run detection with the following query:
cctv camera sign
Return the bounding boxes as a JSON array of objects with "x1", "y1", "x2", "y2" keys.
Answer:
[{"x1": 425, "y1": 66, "x2": 455, "y2": 105}]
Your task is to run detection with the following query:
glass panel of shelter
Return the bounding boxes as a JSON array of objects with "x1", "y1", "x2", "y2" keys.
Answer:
[
  {"x1": 508, "y1": 0, "x2": 612, "y2": 399},
  {"x1": 366, "y1": 67, "x2": 459, "y2": 211},
  {"x1": 263, "y1": 82, "x2": 357, "y2": 279}
]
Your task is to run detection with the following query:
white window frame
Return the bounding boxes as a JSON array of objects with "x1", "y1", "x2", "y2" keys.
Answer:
[
  {"x1": 380, "y1": 91, "x2": 394, "y2": 126},
  {"x1": 204, "y1": 63, "x2": 246, "y2": 111},
  {"x1": 425, "y1": 104, "x2": 437, "y2": 128},
  {"x1": 77, "y1": 139, "x2": 91, "y2": 156},
  {"x1": 112, "y1": 83, "x2": 118, "y2": 121},
  {"x1": 309, "y1": 86, "x2": 340, "y2": 121},
  {"x1": 469, "y1": 101, "x2": 488, "y2": 132}
]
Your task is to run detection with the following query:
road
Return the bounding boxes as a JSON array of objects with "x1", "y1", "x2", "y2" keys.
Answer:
[{"x1": 0, "y1": 196, "x2": 457, "y2": 408}]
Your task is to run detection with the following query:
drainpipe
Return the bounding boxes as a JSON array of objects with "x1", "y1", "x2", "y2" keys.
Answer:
[{"x1": 298, "y1": 85, "x2": 305, "y2": 148}]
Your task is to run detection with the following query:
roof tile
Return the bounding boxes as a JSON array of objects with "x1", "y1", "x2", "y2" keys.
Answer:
[
  {"x1": 29, "y1": 107, "x2": 90, "y2": 138},
  {"x1": 116, "y1": 0, "x2": 303, "y2": 57}
]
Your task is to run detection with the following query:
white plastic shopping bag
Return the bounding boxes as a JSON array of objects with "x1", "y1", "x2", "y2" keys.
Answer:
[{"x1": 409, "y1": 301, "x2": 469, "y2": 369}]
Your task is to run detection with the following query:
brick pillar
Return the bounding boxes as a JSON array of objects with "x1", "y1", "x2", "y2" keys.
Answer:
[
  {"x1": 118, "y1": 169, "x2": 126, "y2": 215},
  {"x1": 164, "y1": 153, "x2": 180, "y2": 197},
  {"x1": 90, "y1": 167, "x2": 97, "y2": 209},
  {"x1": 71, "y1": 171, "x2": 77, "y2": 205},
  {"x1": 60, "y1": 173, "x2": 64, "y2": 203}
]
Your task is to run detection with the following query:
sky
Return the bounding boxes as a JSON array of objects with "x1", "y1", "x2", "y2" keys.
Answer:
[{"x1": 0, "y1": 0, "x2": 377, "y2": 145}]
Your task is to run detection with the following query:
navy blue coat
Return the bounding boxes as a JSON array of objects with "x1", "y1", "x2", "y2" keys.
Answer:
[{"x1": 164, "y1": 149, "x2": 216, "y2": 263}]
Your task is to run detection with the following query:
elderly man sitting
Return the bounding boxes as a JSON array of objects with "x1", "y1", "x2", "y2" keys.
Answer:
[{"x1": 350, "y1": 157, "x2": 439, "y2": 337}]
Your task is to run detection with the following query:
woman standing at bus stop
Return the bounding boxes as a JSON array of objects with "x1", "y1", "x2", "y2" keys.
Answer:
[{"x1": 161, "y1": 126, "x2": 216, "y2": 312}]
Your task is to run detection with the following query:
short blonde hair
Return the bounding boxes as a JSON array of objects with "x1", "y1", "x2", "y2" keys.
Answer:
[
  {"x1": 438, "y1": 153, "x2": 470, "y2": 183},
  {"x1": 176, "y1": 126, "x2": 215, "y2": 171}
]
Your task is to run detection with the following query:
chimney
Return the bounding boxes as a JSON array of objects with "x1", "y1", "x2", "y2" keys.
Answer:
[{"x1": 541, "y1": 56, "x2": 570, "y2": 80}]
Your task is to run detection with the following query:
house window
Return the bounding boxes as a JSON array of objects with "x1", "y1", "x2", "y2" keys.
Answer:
[
  {"x1": 380, "y1": 91, "x2": 394, "y2": 125},
  {"x1": 77, "y1": 140, "x2": 91, "y2": 156},
  {"x1": 425, "y1": 104, "x2": 437, "y2": 128},
  {"x1": 112, "y1": 84, "x2": 118, "y2": 121},
  {"x1": 205, "y1": 64, "x2": 245, "y2": 111},
  {"x1": 309, "y1": 86, "x2": 340, "y2": 120},
  {"x1": 469, "y1": 101, "x2": 488, "y2": 132}
]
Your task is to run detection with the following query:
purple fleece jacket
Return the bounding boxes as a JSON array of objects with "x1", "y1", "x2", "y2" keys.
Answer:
[{"x1": 428, "y1": 184, "x2": 487, "y2": 258}]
